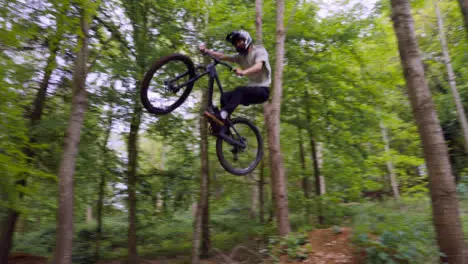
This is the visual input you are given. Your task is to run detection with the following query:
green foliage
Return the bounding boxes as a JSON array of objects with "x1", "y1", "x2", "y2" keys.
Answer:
[
  {"x1": 266, "y1": 232, "x2": 310, "y2": 263},
  {"x1": 2, "y1": 0, "x2": 468, "y2": 262},
  {"x1": 351, "y1": 201, "x2": 440, "y2": 263}
]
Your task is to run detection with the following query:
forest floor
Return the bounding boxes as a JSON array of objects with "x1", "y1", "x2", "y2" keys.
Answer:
[
  {"x1": 115, "y1": 227, "x2": 362, "y2": 264},
  {"x1": 7, "y1": 227, "x2": 363, "y2": 264}
]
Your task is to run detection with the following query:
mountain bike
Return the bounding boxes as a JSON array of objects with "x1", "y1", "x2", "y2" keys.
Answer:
[{"x1": 140, "y1": 52, "x2": 263, "y2": 175}]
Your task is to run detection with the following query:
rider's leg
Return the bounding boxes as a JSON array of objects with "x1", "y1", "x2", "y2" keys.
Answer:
[
  {"x1": 240, "y1": 86, "x2": 269, "y2": 105},
  {"x1": 220, "y1": 86, "x2": 246, "y2": 117},
  {"x1": 221, "y1": 86, "x2": 269, "y2": 117},
  {"x1": 205, "y1": 86, "x2": 269, "y2": 126}
]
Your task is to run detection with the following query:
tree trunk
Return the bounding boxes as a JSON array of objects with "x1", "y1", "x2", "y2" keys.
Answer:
[
  {"x1": 380, "y1": 121, "x2": 400, "y2": 200},
  {"x1": 127, "y1": 100, "x2": 142, "y2": 264},
  {"x1": 390, "y1": 1, "x2": 466, "y2": 262},
  {"x1": 192, "y1": 102, "x2": 211, "y2": 263},
  {"x1": 259, "y1": 157, "x2": 265, "y2": 224},
  {"x1": 263, "y1": 0, "x2": 291, "y2": 237},
  {"x1": 310, "y1": 136, "x2": 324, "y2": 225},
  {"x1": 304, "y1": 91, "x2": 324, "y2": 224},
  {"x1": 317, "y1": 143, "x2": 326, "y2": 195},
  {"x1": 255, "y1": 0, "x2": 266, "y2": 226},
  {"x1": 31, "y1": 47, "x2": 59, "y2": 124},
  {"x1": 201, "y1": 190, "x2": 210, "y2": 258},
  {"x1": 16, "y1": 217, "x2": 25, "y2": 234},
  {"x1": 255, "y1": 0, "x2": 263, "y2": 45},
  {"x1": 435, "y1": 0, "x2": 468, "y2": 156},
  {"x1": 86, "y1": 206, "x2": 93, "y2": 224},
  {"x1": 123, "y1": 0, "x2": 151, "y2": 260},
  {"x1": 96, "y1": 175, "x2": 105, "y2": 259},
  {"x1": 96, "y1": 104, "x2": 113, "y2": 260},
  {"x1": 250, "y1": 175, "x2": 259, "y2": 219},
  {"x1": 298, "y1": 128, "x2": 310, "y2": 199},
  {"x1": 298, "y1": 128, "x2": 311, "y2": 222},
  {"x1": 54, "y1": 8, "x2": 90, "y2": 264},
  {"x1": 201, "y1": 3, "x2": 212, "y2": 259},
  {"x1": 0, "y1": 211, "x2": 20, "y2": 263},
  {"x1": 458, "y1": 0, "x2": 468, "y2": 36},
  {"x1": 162, "y1": 181, "x2": 168, "y2": 214},
  {"x1": 192, "y1": 44, "x2": 211, "y2": 263}
]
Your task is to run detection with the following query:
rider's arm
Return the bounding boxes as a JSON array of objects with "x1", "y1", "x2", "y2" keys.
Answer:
[
  {"x1": 205, "y1": 49, "x2": 236, "y2": 62},
  {"x1": 239, "y1": 61, "x2": 263, "y2": 76},
  {"x1": 199, "y1": 45, "x2": 237, "y2": 63}
]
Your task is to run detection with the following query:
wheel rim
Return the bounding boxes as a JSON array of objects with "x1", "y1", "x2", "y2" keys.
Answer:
[
  {"x1": 218, "y1": 121, "x2": 261, "y2": 174},
  {"x1": 146, "y1": 58, "x2": 193, "y2": 112}
]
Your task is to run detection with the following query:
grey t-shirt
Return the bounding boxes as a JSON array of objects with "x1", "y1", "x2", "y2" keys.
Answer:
[{"x1": 230, "y1": 45, "x2": 271, "y2": 87}]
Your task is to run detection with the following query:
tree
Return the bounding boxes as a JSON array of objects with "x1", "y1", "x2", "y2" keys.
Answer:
[
  {"x1": 95, "y1": 86, "x2": 115, "y2": 260},
  {"x1": 458, "y1": 0, "x2": 468, "y2": 35},
  {"x1": 54, "y1": 2, "x2": 95, "y2": 263},
  {"x1": 255, "y1": 0, "x2": 263, "y2": 45},
  {"x1": 303, "y1": 90, "x2": 324, "y2": 224},
  {"x1": 0, "y1": 1, "x2": 70, "y2": 260},
  {"x1": 298, "y1": 127, "x2": 312, "y2": 221},
  {"x1": 379, "y1": 120, "x2": 400, "y2": 200},
  {"x1": 192, "y1": 1, "x2": 211, "y2": 262},
  {"x1": 390, "y1": 0, "x2": 466, "y2": 262},
  {"x1": 434, "y1": 0, "x2": 468, "y2": 156},
  {"x1": 119, "y1": 0, "x2": 151, "y2": 261},
  {"x1": 263, "y1": 0, "x2": 291, "y2": 236}
]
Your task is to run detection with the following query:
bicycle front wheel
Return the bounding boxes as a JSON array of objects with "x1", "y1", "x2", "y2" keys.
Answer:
[
  {"x1": 141, "y1": 54, "x2": 196, "y2": 115},
  {"x1": 216, "y1": 117, "x2": 263, "y2": 176}
]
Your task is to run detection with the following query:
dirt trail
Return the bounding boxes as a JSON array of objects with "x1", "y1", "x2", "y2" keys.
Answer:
[{"x1": 286, "y1": 227, "x2": 364, "y2": 264}]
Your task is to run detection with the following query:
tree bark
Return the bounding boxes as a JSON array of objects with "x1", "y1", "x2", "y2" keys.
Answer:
[
  {"x1": 255, "y1": 0, "x2": 263, "y2": 45},
  {"x1": 310, "y1": 136, "x2": 324, "y2": 224},
  {"x1": 390, "y1": 1, "x2": 466, "y2": 262},
  {"x1": 192, "y1": 85, "x2": 211, "y2": 263},
  {"x1": 298, "y1": 128, "x2": 310, "y2": 199},
  {"x1": 380, "y1": 121, "x2": 400, "y2": 200},
  {"x1": 122, "y1": 0, "x2": 151, "y2": 261},
  {"x1": 259, "y1": 157, "x2": 265, "y2": 224},
  {"x1": 458, "y1": 0, "x2": 468, "y2": 36},
  {"x1": 96, "y1": 103, "x2": 113, "y2": 260},
  {"x1": 435, "y1": 0, "x2": 468, "y2": 156},
  {"x1": 250, "y1": 174, "x2": 259, "y2": 219},
  {"x1": 0, "y1": 211, "x2": 20, "y2": 263},
  {"x1": 201, "y1": 188, "x2": 210, "y2": 258},
  {"x1": 298, "y1": 128, "x2": 312, "y2": 222},
  {"x1": 86, "y1": 206, "x2": 93, "y2": 224},
  {"x1": 317, "y1": 143, "x2": 326, "y2": 195},
  {"x1": 127, "y1": 99, "x2": 142, "y2": 264},
  {"x1": 31, "y1": 48, "x2": 59, "y2": 124},
  {"x1": 304, "y1": 92, "x2": 324, "y2": 224},
  {"x1": 96, "y1": 174, "x2": 105, "y2": 259},
  {"x1": 192, "y1": 26, "x2": 211, "y2": 262},
  {"x1": 263, "y1": 0, "x2": 291, "y2": 236},
  {"x1": 54, "y1": 7, "x2": 90, "y2": 264}
]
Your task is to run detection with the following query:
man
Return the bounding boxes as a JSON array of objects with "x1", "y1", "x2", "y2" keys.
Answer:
[{"x1": 199, "y1": 30, "x2": 271, "y2": 128}]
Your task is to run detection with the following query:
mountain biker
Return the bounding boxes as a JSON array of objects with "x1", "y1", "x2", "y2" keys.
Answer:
[{"x1": 199, "y1": 30, "x2": 271, "y2": 129}]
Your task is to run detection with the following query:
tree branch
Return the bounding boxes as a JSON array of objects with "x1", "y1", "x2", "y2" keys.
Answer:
[{"x1": 95, "y1": 15, "x2": 136, "y2": 58}]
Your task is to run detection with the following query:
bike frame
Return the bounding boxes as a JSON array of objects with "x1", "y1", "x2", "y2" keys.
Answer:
[{"x1": 173, "y1": 54, "x2": 245, "y2": 148}]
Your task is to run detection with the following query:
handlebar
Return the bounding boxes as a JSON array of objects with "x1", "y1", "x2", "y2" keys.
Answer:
[{"x1": 203, "y1": 51, "x2": 233, "y2": 71}]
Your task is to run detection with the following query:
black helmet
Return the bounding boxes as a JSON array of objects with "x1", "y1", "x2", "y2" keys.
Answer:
[{"x1": 226, "y1": 30, "x2": 252, "y2": 55}]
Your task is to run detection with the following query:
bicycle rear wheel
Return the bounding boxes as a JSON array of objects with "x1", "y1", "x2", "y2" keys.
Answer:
[
  {"x1": 216, "y1": 117, "x2": 263, "y2": 175},
  {"x1": 141, "y1": 54, "x2": 196, "y2": 115}
]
